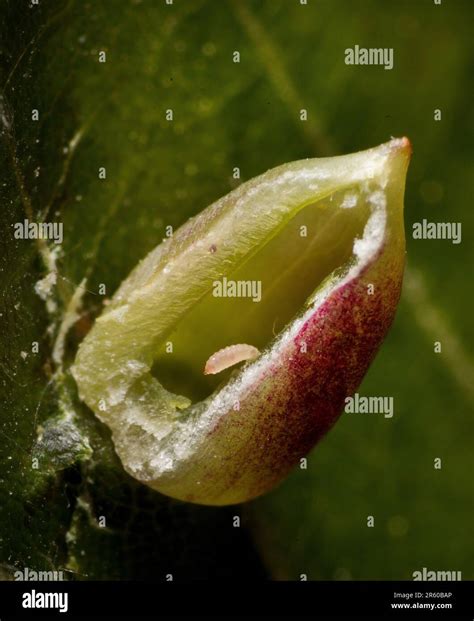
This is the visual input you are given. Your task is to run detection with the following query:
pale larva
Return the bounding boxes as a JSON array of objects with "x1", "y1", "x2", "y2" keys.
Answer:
[{"x1": 204, "y1": 344, "x2": 260, "y2": 375}]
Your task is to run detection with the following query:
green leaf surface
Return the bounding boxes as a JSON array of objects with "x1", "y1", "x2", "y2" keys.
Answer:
[{"x1": 1, "y1": 0, "x2": 473, "y2": 579}]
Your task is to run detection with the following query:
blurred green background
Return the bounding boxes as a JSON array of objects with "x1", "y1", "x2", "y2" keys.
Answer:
[{"x1": 1, "y1": 0, "x2": 472, "y2": 580}]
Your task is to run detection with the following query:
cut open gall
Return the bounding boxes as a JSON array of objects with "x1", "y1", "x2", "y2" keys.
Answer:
[{"x1": 72, "y1": 138, "x2": 411, "y2": 505}]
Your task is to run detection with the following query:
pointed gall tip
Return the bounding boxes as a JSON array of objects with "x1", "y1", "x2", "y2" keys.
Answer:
[
  {"x1": 390, "y1": 136, "x2": 412, "y2": 158},
  {"x1": 400, "y1": 136, "x2": 412, "y2": 155}
]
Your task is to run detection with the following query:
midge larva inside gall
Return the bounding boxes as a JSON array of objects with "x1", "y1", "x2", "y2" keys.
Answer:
[{"x1": 204, "y1": 344, "x2": 260, "y2": 375}]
